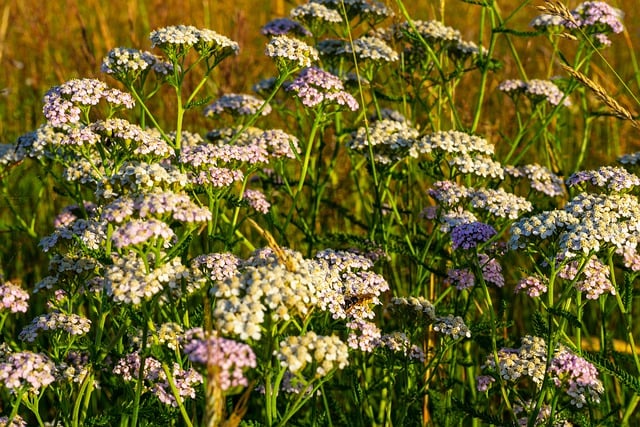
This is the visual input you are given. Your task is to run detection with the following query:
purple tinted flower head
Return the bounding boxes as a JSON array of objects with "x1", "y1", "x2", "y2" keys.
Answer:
[
  {"x1": 0, "y1": 281, "x2": 29, "y2": 313},
  {"x1": 0, "y1": 351, "x2": 56, "y2": 394},
  {"x1": 451, "y1": 221, "x2": 497, "y2": 250},
  {"x1": 261, "y1": 18, "x2": 312, "y2": 37},
  {"x1": 286, "y1": 67, "x2": 359, "y2": 111},
  {"x1": 184, "y1": 332, "x2": 256, "y2": 391},
  {"x1": 515, "y1": 276, "x2": 548, "y2": 297},
  {"x1": 204, "y1": 93, "x2": 271, "y2": 117},
  {"x1": 550, "y1": 348, "x2": 604, "y2": 407}
]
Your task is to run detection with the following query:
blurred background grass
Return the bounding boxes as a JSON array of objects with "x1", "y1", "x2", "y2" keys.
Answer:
[{"x1": 1, "y1": 0, "x2": 640, "y2": 282}]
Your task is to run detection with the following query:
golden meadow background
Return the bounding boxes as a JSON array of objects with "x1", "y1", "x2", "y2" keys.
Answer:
[
  {"x1": 1, "y1": 0, "x2": 640, "y2": 278},
  {"x1": 1, "y1": 0, "x2": 640, "y2": 145}
]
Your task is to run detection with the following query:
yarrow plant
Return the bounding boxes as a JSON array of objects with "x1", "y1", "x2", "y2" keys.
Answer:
[{"x1": 2, "y1": 0, "x2": 640, "y2": 425}]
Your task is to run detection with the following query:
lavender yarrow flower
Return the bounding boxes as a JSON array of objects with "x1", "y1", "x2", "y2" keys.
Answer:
[
  {"x1": 348, "y1": 118, "x2": 419, "y2": 164},
  {"x1": 0, "y1": 281, "x2": 29, "y2": 313},
  {"x1": 243, "y1": 189, "x2": 271, "y2": 214},
  {"x1": 558, "y1": 256, "x2": 615, "y2": 299},
  {"x1": 134, "y1": 190, "x2": 212, "y2": 223},
  {"x1": 569, "y1": 1, "x2": 624, "y2": 34},
  {"x1": 18, "y1": 311, "x2": 91, "y2": 342},
  {"x1": 550, "y1": 348, "x2": 604, "y2": 407},
  {"x1": 434, "y1": 208, "x2": 478, "y2": 232},
  {"x1": 180, "y1": 141, "x2": 269, "y2": 167},
  {"x1": 618, "y1": 151, "x2": 640, "y2": 166},
  {"x1": 194, "y1": 28, "x2": 240, "y2": 58},
  {"x1": 432, "y1": 315, "x2": 471, "y2": 339},
  {"x1": 346, "y1": 319, "x2": 382, "y2": 352},
  {"x1": 476, "y1": 375, "x2": 495, "y2": 392},
  {"x1": 338, "y1": 36, "x2": 399, "y2": 63},
  {"x1": 451, "y1": 221, "x2": 497, "y2": 250},
  {"x1": 184, "y1": 333, "x2": 256, "y2": 390},
  {"x1": 315, "y1": 248, "x2": 375, "y2": 271},
  {"x1": 191, "y1": 252, "x2": 241, "y2": 283},
  {"x1": 90, "y1": 119, "x2": 173, "y2": 157},
  {"x1": 567, "y1": 166, "x2": 640, "y2": 192},
  {"x1": 204, "y1": 93, "x2": 271, "y2": 117},
  {"x1": 261, "y1": 18, "x2": 312, "y2": 37},
  {"x1": 504, "y1": 163, "x2": 565, "y2": 197},
  {"x1": 111, "y1": 219, "x2": 177, "y2": 249},
  {"x1": 251, "y1": 129, "x2": 300, "y2": 159},
  {"x1": 515, "y1": 276, "x2": 548, "y2": 297},
  {"x1": 286, "y1": 67, "x2": 359, "y2": 111},
  {"x1": 499, "y1": 78, "x2": 571, "y2": 107},
  {"x1": 290, "y1": 3, "x2": 343, "y2": 25},
  {"x1": 478, "y1": 253, "x2": 504, "y2": 287},
  {"x1": 446, "y1": 268, "x2": 475, "y2": 290},
  {"x1": 113, "y1": 352, "x2": 202, "y2": 407},
  {"x1": 189, "y1": 166, "x2": 245, "y2": 187},
  {"x1": 277, "y1": 332, "x2": 349, "y2": 376},
  {"x1": 0, "y1": 351, "x2": 56, "y2": 394},
  {"x1": 265, "y1": 35, "x2": 319, "y2": 71}
]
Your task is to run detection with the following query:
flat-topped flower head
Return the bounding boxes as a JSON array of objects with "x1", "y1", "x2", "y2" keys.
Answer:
[
  {"x1": 261, "y1": 18, "x2": 312, "y2": 37},
  {"x1": 291, "y1": 3, "x2": 343, "y2": 25},
  {"x1": 101, "y1": 47, "x2": 169, "y2": 83},
  {"x1": 349, "y1": 118, "x2": 419, "y2": 164},
  {"x1": 18, "y1": 311, "x2": 91, "y2": 342},
  {"x1": 204, "y1": 93, "x2": 271, "y2": 117},
  {"x1": 111, "y1": 218, "x2": 176, "y2": 249},
  {"x1": 0, "y1": 351, "x2": 56, "y2": 394},
  {"x1": 309, "y1": 0, "x2": 393, "y2": 21},
  {"x1": 558, "y1": 255, "x2": 615, "y2": 299},
  {"x1": 150, "y1": 26, "x2": 239, "y2": 61},
  {"x1": 451, "y1": 221, "x2": 497, "y2": 250},
  {"x1": 396, "y1": 19, "x2": 461, "y2": 44},
  {"x1": 567, "y1": 166, "x2": 640, "y2": 192},
  {"x1": 433, "y1": 314, "x2": 471, "y2": 339},
  {"x1": 277, "y1": 332, "x2": 349, "y2": 377},
  {"x1": 411, "y1": 130, "x2": 495, "y2": 158},
  {"x1": 286, "y1": 67, "x2": 359, "y2": 111},
  {"x1": 338, "y1": 36, "x2": 399, "y2": 63},
  {"x1": 0, "y1": 281, "x2": 30, "y2": 313},
  {"x1": 505, "y1": 163, "x2": 565, "y2": 197},
  {"x1": 265, "y1": 35, "x2": 319, "y2": 73},
  {"x1": 43, "y1": 79, "x2": 134, "y2": 126},
  {"x1": 515, "y1": 276, "x2": 548, "y2": 297},
  {"x1": 499, "y1": 78, "x2": 570, "y2": 106},
  {"x1": 550, "y1": 347, "x2": 604, "y2": 407},
  {"x1": 184, "y1": 331, "x2": 256, "y2": 390}
]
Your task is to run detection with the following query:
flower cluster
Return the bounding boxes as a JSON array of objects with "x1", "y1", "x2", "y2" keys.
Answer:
[
  {"x1": 277, "y1": 332, "x2": 349, "y2": 376},
  {"x1": 261, "y1": 18, "x2": 312, "y2": 37},
  {"x1": 265, "y1": 35, "x2": 319, "y2": 71},
  {"x1": 19, "y1": 311, "x2": 91, "y2": 342},
  {"x1": 0, "y1": 351, "x2": 56, "y2": 394},
  {"x1": 290, "y1": 3, "x2": 342, "y2": 25},
  {"x1": 510, "y1": 192, "x2": 640, "y2": 260},
  {"x1": 184, "y1": 331, "x2": 256, "y2": 390},
  {"x1": 566, "y1": 166, "x2": 640, "y2": 192},
  {"x1": 150, "y1": 25, "x2": 239, "y2": 59},
  {"x1": 558, "y1": 256, "x2": 615, "y2": 300},
  {"x1": 113, "y1": 352, "x2": 202, "y2": 407},
  {"x1": 348, "y1": 118, "x2": 419, "y2": 164},
  {"x1": 286, "y1": 67, "x2": 359, "y2": 111},
  {"x1": 451, "y1": 221, "x2": 496, "y2": 250},
  {"x1": 550, "y1": 348, "x2": 604, "y2": 407},
  {"x1": 505, "y1": 163, "x2": 565, "y2": 197},
  {"x1": 499, "y1": 79, "x2": 571, "y2": 107},
  {"x1": 43, "y1": 79, "x2": 134, "y2": 127},
  {"x1": 101, "y1": 47, "x2": 172, "y2": 80},
  {"x1": 531, "y1": 1, "x2": 623, "y2": 46},
  {"x1": 0, "y1": 281, "x2": 29, "y2": 313},
  {"x1": 514, "y1": 276, "x2": 548, "y2": 297},
  {"x1": 204, "y1": 93, "x2": 271, "y2": 117},
  {"x1": 432, "y1": 315, "x2": 471, "y2": 339}
]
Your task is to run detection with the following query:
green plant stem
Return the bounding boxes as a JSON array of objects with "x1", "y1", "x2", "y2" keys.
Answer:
[{"x1": 161, "y1": 362, "x2": 194, "y2": 427}]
